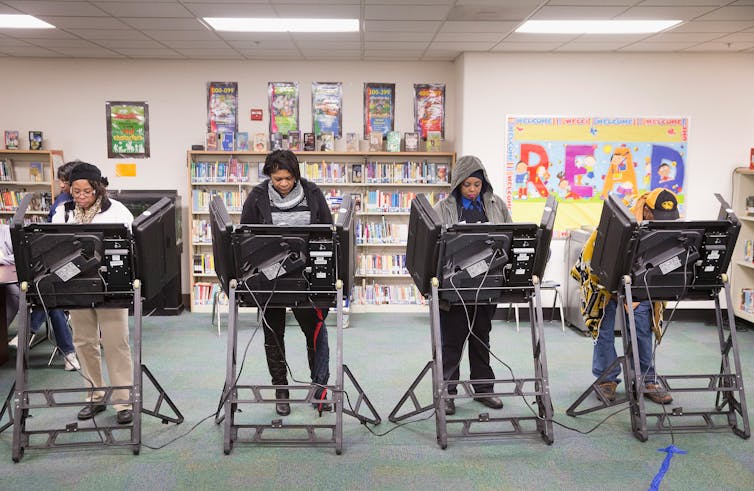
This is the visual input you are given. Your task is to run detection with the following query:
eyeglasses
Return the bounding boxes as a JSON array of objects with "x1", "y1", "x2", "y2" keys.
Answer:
[{"x1": 71, "y1": 188, "x2": 95, "y2": 197}]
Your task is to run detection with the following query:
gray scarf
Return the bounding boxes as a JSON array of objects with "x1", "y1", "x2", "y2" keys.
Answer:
[{"x1": 268, "y1": 180, "x2": 304, "y2": 210}]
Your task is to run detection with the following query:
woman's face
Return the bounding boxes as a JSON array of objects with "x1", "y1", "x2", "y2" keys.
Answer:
[
  {"x1": 270, "y1": 169, "x2": 295, "y2": 197},
  {"x1": 460, "y1": 176, "x2": 482, "y2": 201},
  {"x1": 70, "y1": 178, "x2": 97, "y2": 209},
  {"x1": 59, "y1": 179, "x2": 70, "y2": 195}
]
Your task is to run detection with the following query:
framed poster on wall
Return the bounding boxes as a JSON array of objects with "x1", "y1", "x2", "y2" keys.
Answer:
[
  {"x1": 414, "y1": 83, "x2": 445, "y2": 140},
  {"x1": 207, "y1": 81, "x2": 238, "y2": 135},
  {"x1": 363, "y1": 83, "x2": 395, "y2": 139},
  {"x1": 106, "y1": 101, "x2": 150, "y2": 158},
  {"x1": 268, "y1": 81, "x2": 299, "y2": 137}
]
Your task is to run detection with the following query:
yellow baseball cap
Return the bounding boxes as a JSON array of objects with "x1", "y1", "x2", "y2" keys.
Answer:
[{"x1": 644, "y1": 188, "x2": 679, "y2": 220}]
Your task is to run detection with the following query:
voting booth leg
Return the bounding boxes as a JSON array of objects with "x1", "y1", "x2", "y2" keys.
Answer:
[
  {"x1": 220, "y1": 281, "x2": 379, "y2": 454},
  {"x1": 9, "y1": 281, "x2": 183, "y2": 462},
  {"x1": 718, "y1": 281, "x2": 750, "y2": 438},
  {"x1": 530, "y1": 281, "x2": 554, "y2": 444}
]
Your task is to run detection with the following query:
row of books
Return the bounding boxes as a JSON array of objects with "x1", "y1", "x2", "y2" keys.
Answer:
[
  {"x1": 741, "y1": 288, "x2": 754, "y2": 314},
  {"x1": 368, "y1": 131, "x2": 442, "y2": 153},
  {"x1": 193, "y1": 282, "x2": 226, "y2": 306},
  {"x1": 192, "y1": 219, "x2": 212, "y2": 243},
  {"x1": 743, "y1": 239, "x2": 753, "y2": 262},
  {"x1": 363, "y1": 190, "x2": 447, "y2": 213},
  {"x1": 191, "y1": 159, "x2": 264, "y2": 183},
  {"x1": 300, "y1": 160, "x2": 450, "y2": 185},
  {"x1": 192, "y1": 189, "x2": 247, "y2": 212},
  {"x1": 0, "y1": 159, "x2": 47, "y2": 182},
  {"x1": 0, "y1": 215, "x2": 47, "y2": 225},
  {"x1": 352, "y1": 283, "x2": 425, "y2": 305},
  {"x1": 356, "y1": 218, "x2": 408, "y2": 244},
  {"x1": 356, "y1": 254, "x2": 408, "y2": 276},
  {"x1": 0, "y1": 191, "x2": 52, "y2": 211},
  {"x1": 193, "y1": 254, "x2": 216, "y2": 275}
]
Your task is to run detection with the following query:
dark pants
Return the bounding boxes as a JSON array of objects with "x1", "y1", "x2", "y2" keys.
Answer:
[
  {"x1": 262, "y1": 307, "x2": 330, "y2": 395},
  {"x1": 440, "y1": 304, "x2": 496, "y2": 395}
]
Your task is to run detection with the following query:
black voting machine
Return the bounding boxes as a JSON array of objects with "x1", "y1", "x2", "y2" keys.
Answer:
[
  {"x1": 208, "y1": 195, "x2": 378, "y2": 455},
  {"x1": 566, "y1": 193, "x2": 749, "y2": 441},
  {"x1": 389, "y1": 194, "x2": 558, "y2": 447},
  {"x1": 0, "y1": 195, "x2": 183, "y2": 462}
]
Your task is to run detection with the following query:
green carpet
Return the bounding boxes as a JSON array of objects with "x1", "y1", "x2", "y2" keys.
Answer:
[{"x1": 1, "y1": 312, "x2": 752, "y2": 490}]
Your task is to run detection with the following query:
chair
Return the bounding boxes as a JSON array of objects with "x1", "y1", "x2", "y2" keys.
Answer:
[{"x1": 507, "y1": 280, "x2": 564, "y2": 332}]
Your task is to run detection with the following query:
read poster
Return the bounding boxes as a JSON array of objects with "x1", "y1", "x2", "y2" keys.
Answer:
[
  {"x1": 414, "y1": 83, "x2": 445, "y2": 139},
  {"x1": 268, "y1": 82, "x2": 299, "y2": 135},
  {"x1": 363, "y1": 83, "x2": 395, "y2": 138},
  {"x1": 506, "y1": 115, "x2": 688, "y2": 235},
  {"x1": 312, "y1": 82, "x2": 343, "y2": 138},
  {"x1": 207, "y1": 81, "x2": 238, "y2": 134},
  {"x1": 106, "y1": 101, "x2": 150, "y2": 158}
]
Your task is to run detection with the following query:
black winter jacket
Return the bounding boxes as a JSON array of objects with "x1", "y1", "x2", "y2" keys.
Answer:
[{"x1": 240, "y1": 178, "x2": 333, "y2": 225}]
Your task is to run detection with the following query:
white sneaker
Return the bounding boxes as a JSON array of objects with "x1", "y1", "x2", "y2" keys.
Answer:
[
  {"x1": 64, "y1": 352, "x2": 81, "y2": 371},
  {"x1": 8, "y1": 335, "x2": 18, "y2": 348}
]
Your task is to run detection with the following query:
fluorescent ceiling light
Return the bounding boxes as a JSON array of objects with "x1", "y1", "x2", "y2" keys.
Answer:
[
  {"x1": 204, "y1": 17, "x2": 359, "y2": 33},
  {"x1": 0, "y1": 14, "x2": 54, "y2": 29},
  {"x1": 516, "y1": 20, "x2": 681, "y2": 34}
]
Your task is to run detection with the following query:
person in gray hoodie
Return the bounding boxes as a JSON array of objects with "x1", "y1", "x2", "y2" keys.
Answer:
[{"x1": 433, "y1": 155, "x2": 511, "y2": 415}]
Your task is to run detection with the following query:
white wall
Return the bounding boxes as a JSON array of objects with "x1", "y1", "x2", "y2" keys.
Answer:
[
  {"x1": 458, "y1": 52, "x2": 754, "y2": 307},
  {"x1": 0, "y1": 58, "x2": 456, "y2": 293}
]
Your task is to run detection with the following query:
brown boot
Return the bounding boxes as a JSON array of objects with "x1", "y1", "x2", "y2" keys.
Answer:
[
  {"x1": 598, "y1": 381, "x2": 618, "y2": 402},
  {"x1": 645, "y1": 383, "x2": 673, "y2": 404}
]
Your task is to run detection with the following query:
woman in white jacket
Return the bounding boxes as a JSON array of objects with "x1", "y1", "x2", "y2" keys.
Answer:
[{"x1": 52, "y1": 162, "x2": 135, "y2": 425}]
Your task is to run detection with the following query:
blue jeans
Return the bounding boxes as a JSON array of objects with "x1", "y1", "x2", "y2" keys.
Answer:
[
  {"x1": 30, "y1": 308, "x2": 75, "y2": 355},
  {"x1": 592, "y1": 299, "x2": 656, "y2": 385}
]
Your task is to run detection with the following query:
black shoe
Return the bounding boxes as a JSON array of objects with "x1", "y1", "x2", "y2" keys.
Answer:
[
  {"x1": 275, "y1": 389, "x2": 291, "y2": 416},
  {"x1": 444, "y1": 398, "x2": 456, "y2": 415},
  {"x1": 474, "y1": 396, "x2": 503, "y2": 410},
  {"x1": 116, "y1": 409, "x2": 133, "y2": 425},
  {"x1": 77, "y1": 404, "x2": 106, "y2": 420}
]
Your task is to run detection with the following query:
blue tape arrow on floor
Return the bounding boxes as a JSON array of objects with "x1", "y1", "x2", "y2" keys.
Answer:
[{"x1": 648, "y1": 444, "x2": 687, "y2": 491}]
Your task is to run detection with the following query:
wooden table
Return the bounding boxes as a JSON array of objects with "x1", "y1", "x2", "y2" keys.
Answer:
[{"x1": 0, "y1": 264, "x2": 18, "y2": 366}]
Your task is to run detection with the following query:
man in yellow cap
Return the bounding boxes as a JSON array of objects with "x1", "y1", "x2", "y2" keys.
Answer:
[{"x1": 571, "y1": 188, "x2": 678, "y2": 405}]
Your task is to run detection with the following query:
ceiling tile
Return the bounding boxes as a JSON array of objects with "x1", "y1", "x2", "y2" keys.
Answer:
[
  {"x1": 143, "y1": 29, "x2": 221, "y2": 41},
  {"x1": 69, "y1": 29, "x2": 151, "y2": 40},
  {"x1": 274, "y1": 4, "x2": 360, "y2": 18},
  {"x1": 491, "y1": 43, "x2": 558, "y2": 52},
  {"x1": 181, "y1": 3, "x2": 276, "y2": 17},
  {"x1": 543, "y1": 1, "x2": 635, "y2": 5},
  {"x1": 0, "y1": 37, "x2": 32, "y2": 47},
  {"x1": 120, "y1": 18, "x2": 208, "y2": 30},
  {"x1": 716, "y1": 31, "x2": 754, "y2": 41},
  {"x1": 3, "y1": 1, "x2": 107, "y2": 16},
  {"x1": 364, "y1": 31, "x2": 433, "y2": 42},
  {"x1": 292, "y1": 32, "x2": 360, "y2": 41},
  {"x1": 0, "y1": 28, "x2": 78, "y2": 39},
  {"x1": 638, "y1": 1, "x2": 730, "y2": 5},
  {"x1": 697, "y1": 6, "x2": 754, "y2": 21},
  {"x1": 113, "y1": 47, "x2": 186, "y2": 58},
  {"x1": 556, "y1": 42, "x2": 630, "y2": 51},
  {"x1": 35, "y1": 16, "x2": 130, "y2": 30},
  {"x1": 619, "y1": 42, "x2": 698, "y2": 51},
  {"x1": 95, "y1": 39, "x2": 168, "y2": 49},
  {"x1": 531, "y1": 6, "x2": 628, "y2": 20},
  {"x1": 365, "y1": 5, "x2": 450, "y2": 21},
  {"x1": 92, "y1": 2, "x2": 194, "y2": 18},
  {"x1": 173, "y1": 48, "x2": 243, "y2": 59},
  {"x1": 683, "y1": 41, "x2": 754, "y2": 51},
  {"x1": 439, "y1": 21, "x2": 518, "y2": 33},
  {"x1": 433, "y1": 32, "x2": 503, "y2": 43},
  {"x1": 429, "y1": 41, "x2": 495, "y2": 51},
  {"x1": 28, "y1": 38, "x2": 102, "y2": 48},
  {"x1": 0, "y1": 45, "x2": 65, "y2": 56},
  {"x1": 447, "y1": 1, "x2": 543, "y2": 21},
  {"x1": 50, "y1": 47, "x2": 127, "y2": 57},
  {"x1": 616, "y1": 6, "x2": 722, "y2": 20},
  {"x1": 296, "y1": 41, "x2": 361, "y2": 50},
  {"x1": 646, "y1": 32, "x2": 726, "y2": 43},
  {"x1": 160, "y1": 39, "x2": 231, "y2": 49},
  {"x1": 503, "y1": 32, "x2": 580, "y2": 43},
  {"x1": 227, "y1": 39, "x2": 296, "y2": 50},
  {"x1": 364, "y1": 21, "x2": 441, "y2": 32},
  {"x1": 671, "y1": 21, "x2": 754, "y2": 32}
]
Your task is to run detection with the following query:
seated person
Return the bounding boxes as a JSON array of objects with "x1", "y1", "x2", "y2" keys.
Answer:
[
  {"x1": 0, "y1": 224, "x2": 19, "y2": 330},
  {"x1": 8, "y1": 161, "x2": 80, "y2": 370},
  {"x1": 571, "y1": 188, "x2": 677, "y2": 405}
]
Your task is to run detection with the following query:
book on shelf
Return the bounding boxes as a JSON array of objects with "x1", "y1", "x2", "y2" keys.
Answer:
[
  {"x1": 4, "y1": 130, "x2": 19, "y2": 150},
  {"x1": 351, "y1": 163, "x2": 363, "y2": 183},
  {"x1": 0, "y1": 159, "x2": 14, "y2": 181},
  {"x1": 350, "y1": 192, "x2": 362, "y2": 212},
  {"x1": 206, "y1": 132, "x2": 218, "y2": 151},
  {"x1": 426, "y1": 130, "x2": 442, "y2": 152},
  {"x1": 29, "y1": 162, "x2": 44, "y2": 182},
  {"x1": 270, "y1": 132, "x2": 284, "y2": 151},
  {"x1": 235, "y1": 132, "x2": 249, "y2": 151},
  {"x1": 386, "y1": 131, "x2": 401, "y2": 152},
  {"x1": 436, "y1": 163, "x2": 449, "y2": 183},
  {"x1": 253, "y1": 132, "x2": 267, "y2": 152},
  {"x1": 288, "y1": 130, "x2": 301, "y2": 151},
  {"x1": 404, "y1": 132, "x2": 419, "y2": 152},
  {"x1": 369, "y1": 132, "x2": 383, "y2": 152},
  {"x1": 346, "y1": 132, "x2": 359, "y2": 152},
  {"x1": 303, "y1": 132, "x2": 315, "y2": 151},
  {"x1": 28, "y1": 131, "x2": 43, "y2": 150},
  {"x1": 319, "y1": 132, "x2": 334, "y2": 152},
  {"x1": 219, "y1": 132, "x2": 234, "y2": 151}
]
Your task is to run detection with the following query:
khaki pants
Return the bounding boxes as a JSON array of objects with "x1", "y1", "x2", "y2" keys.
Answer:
[{"x1": 70, "y1": 308, "x2": 133, "y2": 411}]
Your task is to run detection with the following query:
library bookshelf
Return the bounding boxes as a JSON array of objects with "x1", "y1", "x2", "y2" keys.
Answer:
[
  {"x1": 0, "y1": 149, "x2": 63, "y2": 224},
  {"x1": 187, "y1": 150, "x2": 454, "y2": 313},
  {"x1": 731, "y1": 167, "x2": 754, "y2": 323}
]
